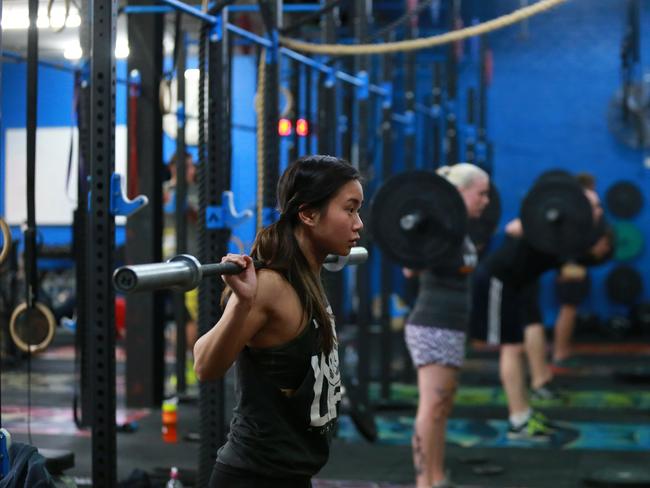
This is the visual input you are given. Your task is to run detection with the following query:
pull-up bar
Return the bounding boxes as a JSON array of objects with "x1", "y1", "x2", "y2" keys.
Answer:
[
  {"x1": 160, "y1": 0, "x2": 218, "y2": 23},
  {"x1": 123, "y1": 0, "x2": 441, "y2": 119},
  {"x1": 1, "y1": 50, "x2": 138, "y2": 87},
  {"x1": 123, "y1": 2, "x2": 323, "y2": 16}
]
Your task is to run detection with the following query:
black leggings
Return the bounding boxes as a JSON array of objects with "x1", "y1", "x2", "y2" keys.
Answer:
[{"x1": 209, "y1": 463, "x2": 312, "y2": 488}]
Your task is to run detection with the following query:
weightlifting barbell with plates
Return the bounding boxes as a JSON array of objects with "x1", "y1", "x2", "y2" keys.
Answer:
[
  {"x1": 520, "y1": 179, "x2": 597, "y2": 258},
  {"x1": 369, "y1": 170, "x2": 598, "y2": 269},
  {"x1": 369, "y1": 170, "x2": 468, "y2": 269},
  {"x1": 113, "y1": 246, "x2": 369, "y2": 293},
  {"x1": 534, "y1": 168, "x2": 575, "y2": 186}
]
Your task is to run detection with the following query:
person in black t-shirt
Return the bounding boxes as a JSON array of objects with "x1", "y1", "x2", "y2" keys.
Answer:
[
  {"x1": 551, "y1": 172, "x2": 613, "y2": 366},
  {"x1": 470, "y1": 184, "x2": 605, "y2": 441},
  {"x1": 193, "y1": 156, "x2": 363, "y2": 487},
  {"x1": 403, "y1": 163, "x2": 490, "y2": 488},
  {"x1": 524, "y1": 176, "x2": 612, "y2": 402}
]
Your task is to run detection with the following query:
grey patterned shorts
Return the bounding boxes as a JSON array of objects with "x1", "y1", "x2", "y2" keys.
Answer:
[{"x1": 404, "y1": 324, "x2": 467, "y2": 368}]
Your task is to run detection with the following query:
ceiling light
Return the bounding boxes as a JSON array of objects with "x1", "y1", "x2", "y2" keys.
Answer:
[
  {"x1": 184, "y1": 69, "x2": 199, "y2": 80},
  {"x1": 63, "y1": 42, "x2": 83, "y2": 60},
  {"x1": 115, "y1": 39, "x2": 130, "y2": 59},
  {"x1": 1, "y1": 7, "x2": 81, "y2": 30}
]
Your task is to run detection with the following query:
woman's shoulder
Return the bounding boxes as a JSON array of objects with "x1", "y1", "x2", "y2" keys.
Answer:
[
  {"x1": 254, "y1": 268, "x2": 303, "y2": 322},
  {"x1": 255, "y1": 268, "x2": 294, "y2": 302},
  {"x1": 256, "y1": 267, "x2": 287, "y2": 285}
]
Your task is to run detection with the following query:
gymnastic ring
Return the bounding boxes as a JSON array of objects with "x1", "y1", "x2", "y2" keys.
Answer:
[
  {"x1": 9, "y1": 301, "x2": 56, "y2": 353},
  {"x1": 0, "y1": 218, "x2": 12, "y2": 266}
]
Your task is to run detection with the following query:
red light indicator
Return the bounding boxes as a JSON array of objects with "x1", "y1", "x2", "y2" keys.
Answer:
[
  {"x1": 278, "y1": 118, "x2": 292, "y2": 136},
  {"x1": 296, "y1": 118, "x2": 309, "y2": 137}
]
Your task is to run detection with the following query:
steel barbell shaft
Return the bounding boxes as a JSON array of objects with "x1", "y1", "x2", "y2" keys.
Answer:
[{"x1": 113, "y1": 246, "x2": 368, "y2": 293}]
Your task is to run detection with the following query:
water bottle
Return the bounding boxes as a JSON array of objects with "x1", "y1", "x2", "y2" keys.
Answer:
[
  {"x1": 161, "y1": 398, "x2": 178, "y2": 443},
  {"x1": 166, "y1": 466, "x2": 184, "y2": 488}
]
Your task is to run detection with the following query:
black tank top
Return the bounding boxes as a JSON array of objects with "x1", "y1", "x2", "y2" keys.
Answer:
[
  {"x1": 217, "y1": 311, "x2": 341, "y2": 479},
  {"x1": 247, "y1": 323, "x2": 312, "y2": 390},
  {"x1": 483, "y1": 235, "x2": 560, "y2": 287}
]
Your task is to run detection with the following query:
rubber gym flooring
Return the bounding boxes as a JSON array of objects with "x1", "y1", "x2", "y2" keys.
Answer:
[{"x1": 2, "y1": 328, "x2": 650, "y2": 487}]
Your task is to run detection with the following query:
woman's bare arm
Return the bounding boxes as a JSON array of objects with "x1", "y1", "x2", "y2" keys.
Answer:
[{"x1": 193, "y1": 255, "x2": 275, "y2": 381}]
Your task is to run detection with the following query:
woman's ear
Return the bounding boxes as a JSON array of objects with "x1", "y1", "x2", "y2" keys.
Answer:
[{"x1": 297, "y1": 205, "x2": 319, "y2": 227}]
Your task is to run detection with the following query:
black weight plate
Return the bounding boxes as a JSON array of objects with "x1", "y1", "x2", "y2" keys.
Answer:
[
  {"x1": 370, "y1": 170, "x2": 468, "y2": 269},
  {"x1": 468, "y1": 182, "x2": 501, "y2": 249},
  {"x1": 584, "y1": 466, "x2": 650, "y2": 487},
  {"x1": 606, "y1": 181, "x2": 644, "y2": 218},
  {"x1": 521, "y1": 180, "x2": 595, "y2": 257},
  {"x1": 534, "y1": 168, "x2": 574, "y2": 187},
  {"x1": 605, "y1": 265, "x2": 643, "y2": 306}
]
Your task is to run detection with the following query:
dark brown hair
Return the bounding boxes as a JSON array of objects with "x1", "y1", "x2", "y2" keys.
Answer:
[
  {"x1": 576, "y1": 172, "x2": 596, "y2": 191},
  {"x1": 227, "y1": 155, "x2": 360, "y2": 354}
]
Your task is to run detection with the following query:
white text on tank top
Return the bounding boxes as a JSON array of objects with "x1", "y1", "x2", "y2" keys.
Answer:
[
  {"x1": 463, "y1": 237, "x2": 478, "y2": 269},
  {"x1": 309, "y1": 310, "x2": 341, "y2": 429}
]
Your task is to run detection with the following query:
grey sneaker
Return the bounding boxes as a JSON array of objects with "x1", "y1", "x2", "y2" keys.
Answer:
[
  {"x1": 432, "y1": 477, "x2": 455, "y2": 488},
  {"x1": 531, "y1": 381, "x2": 566, "y2": 402},
  {"x1": 507, "y1": 414, "x2": 553, "y2": 442}
]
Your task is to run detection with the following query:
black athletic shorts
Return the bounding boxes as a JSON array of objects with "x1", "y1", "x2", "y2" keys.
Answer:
[
  {"x1": 210, "y1": 463, "x2": 312, "y2": 488},
  {"x1": 556, "y1": 276, "x2": 590, "y2": 305},
  {"x1": 470, "y1": 264, "x2": 541, "y2": 345}
]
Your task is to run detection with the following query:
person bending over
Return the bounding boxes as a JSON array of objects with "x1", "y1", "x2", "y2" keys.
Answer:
[{"x1": 470, "y1": 183, "x2": 606, "y2": 441}]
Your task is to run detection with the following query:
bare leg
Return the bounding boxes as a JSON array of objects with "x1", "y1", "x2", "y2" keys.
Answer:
[
  {"x1": 553, "y1": 304, "x2": 577, "y2": 362},
  {"x1": 500, "y1": 344, "x2": 529, "y2": 416},
  {"x1": 412, "y1": 364, "x2": 458, "y2": 488},
  {"x1": 524, "y1": 324, "x2": 552, "y2": 389}
]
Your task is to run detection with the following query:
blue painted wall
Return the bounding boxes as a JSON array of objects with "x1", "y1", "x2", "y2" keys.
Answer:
[
  {"x1": 1, "y1": 0, "x2": 648, "y2": 323},
  {"x1": 469, "y1": 0, "x2": 650, "y2": 322},
  {"x1": 1, "y1": 59, "x2": 128, "y2": 248}
]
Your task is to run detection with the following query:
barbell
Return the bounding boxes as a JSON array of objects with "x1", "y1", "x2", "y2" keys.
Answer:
[
  {"x1": 113, "y1": 246, "x2": 368, "y2": 293},
  {"x1": 114, "y1": 168, "x2": 598, "y2": 291},
  {"x1": 369, "y1": 169, "x2": 599, "y2": 269}
]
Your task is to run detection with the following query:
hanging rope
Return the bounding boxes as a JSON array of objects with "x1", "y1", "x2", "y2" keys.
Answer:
[
  {"x1": 280, "y1": 0, "x2": 567, "y2": 55},
  {"x1": 255, "y1": 48, "x2": 266, "y2": 233}
]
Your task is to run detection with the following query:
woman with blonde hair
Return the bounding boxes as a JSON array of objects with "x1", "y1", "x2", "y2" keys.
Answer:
[{"x1": 403, "y1": 163, "x2": 490, "y2": 488}]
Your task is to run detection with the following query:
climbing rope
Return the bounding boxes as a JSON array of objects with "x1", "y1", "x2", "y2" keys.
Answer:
[
  {"x1": 280, "y1": 0, "x2": 567, "y2": 55},
  {"x1": 255, "y1": 49, "x2": 266, "y2": 233}
]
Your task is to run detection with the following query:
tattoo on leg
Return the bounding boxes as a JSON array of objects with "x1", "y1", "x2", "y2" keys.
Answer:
[
  {"x1": 433, "y1": 386, "x2": 457, "y2": 417},
  {"x1": 434, "y1": 386, "x2": 455, "y2": 401},
  {"x1": 413, "y1": 433, "x2": 424, "y2": 476}
]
